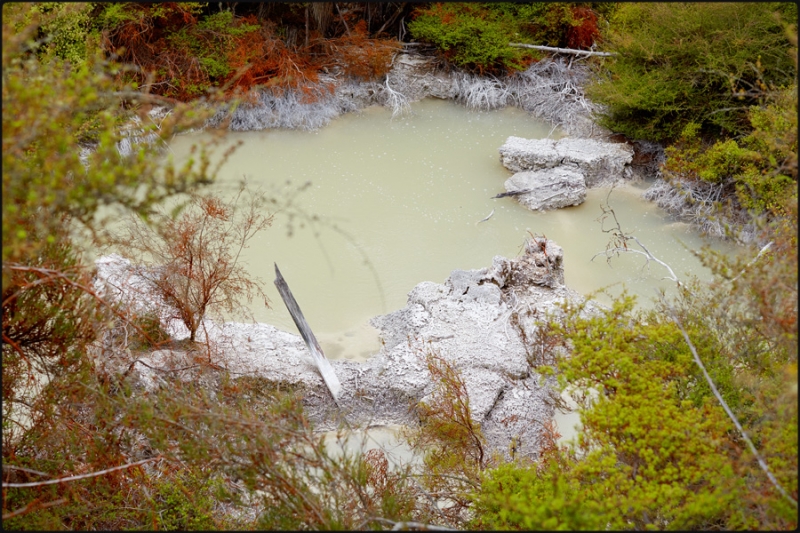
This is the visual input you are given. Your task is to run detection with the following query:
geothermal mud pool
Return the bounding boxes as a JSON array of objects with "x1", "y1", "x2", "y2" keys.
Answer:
[{"x1": 167, "y1": 98, "x2": 734, "y2": 361}]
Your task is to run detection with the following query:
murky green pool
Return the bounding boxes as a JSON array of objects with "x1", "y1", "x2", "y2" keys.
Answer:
[{"x1": 168, "y1": 98, "x2": 735, "y2": 362}]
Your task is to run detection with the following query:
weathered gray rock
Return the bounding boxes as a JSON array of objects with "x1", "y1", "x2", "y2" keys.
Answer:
[
  {"x1": 93, "y1": 236, "x2": 586, "y2": 461},
  {"x1": 504, "y1": 167, "x2": 586, "y2": 210},
  {"x1": 499, "y1": 136, "x2": 634, "y2": 187},
  {"x1": 352, "y1": 237, "x2": 580, "y2": 460}
]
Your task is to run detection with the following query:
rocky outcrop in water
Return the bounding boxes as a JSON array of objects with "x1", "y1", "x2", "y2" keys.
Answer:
[
  {"x1": 94, "y1": 237, "x2": 594, "y2": 461},
  {"x1": 497, "y1": 136, "x2": 634, "y2": 211},
  {"x1": 502, "y1": 167, "x2": 587, "y2": 211}
]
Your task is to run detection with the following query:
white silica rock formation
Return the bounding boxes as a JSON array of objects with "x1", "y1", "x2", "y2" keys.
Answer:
[
  {"x1": 503, "y1": 167, "x2": 587, "y2": 211},
  {"x1": 499, "y1": 136, "x2": 634, "y2": 187},
  {"x1": 93, "y1": 236, "x2": 598, "y2": 462},
  {"x1": 496, "y1": 136, "x2": 635, "y2": 211}
]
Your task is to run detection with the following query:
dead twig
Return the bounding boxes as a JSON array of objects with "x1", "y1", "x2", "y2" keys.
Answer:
[
  {"x1": 366, "y1": 516, "x2": 458, "y2": 531},
  {"x1": 592, "y1": 199, "x2": 682, "y2": 284},
  {"x1": 2, "y1": 465, "x2": 49, "y2": 477},
  {"x1": 2, "y1": 498, "x2": 68, "y2": 520},
  {"x1": 730, "y1": 241, "x2": 773, "y2": 282},
  {"x1": 664, "y1": 303, "x2": 798, "y2": 509},
  {"x1": 509, "y1": 42, "x2": 616, "y2": 57},
  {"x1": 2, "y1": 457, "x2": 160, "y2": 488}
]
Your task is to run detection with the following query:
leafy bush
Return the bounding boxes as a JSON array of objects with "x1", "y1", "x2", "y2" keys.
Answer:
[
  {"x1": 408, "y1": 3, "x2": 611, "y2": 75},
  {"x1": 2, "y1": 8, "x2": 230, "y2": 527},
  {"x1": 31, "y1": 2, "x2": 95, "y2": 64},
  {"x1": 167, "y1": 10, "x2": 262, "y2": 82},
  {"x1": 471, "y1": 196, "x2": 798, "y2": 529},
  {"x1": 587, "y1": 2, "x2": 796, "y2": 141},
  {"x1": 472, "y1": 289, "x2": 797, "y2": 529},
  {"x1": 408, "y1": 3, "x2": 536, "y2": 75},
  {"x1": 663, "y1": 85, "x2": 797, "y2": 215},
  {"x1": 471, "y1": 460, "x2": 607, "y2": 530},
  {"x1": 403, "y1": 352, "x2": 488, "y2": 525},
  {"x1": 2, "y1": 5, "x2": 219, "y2": 267},
  {"x1": 3, "y1": 2, "x2": 218, "y2": 441},
  {"x1": 151, "y1": 470, "x2": 220, "y2": 530}
]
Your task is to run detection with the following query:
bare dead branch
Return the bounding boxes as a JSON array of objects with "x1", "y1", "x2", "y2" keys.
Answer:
[
  {"x1": 367, "y1": 516, "x2": 459, "y2": 531},
  {"x1": 592, "y1": 200, "x2": 682, "y2": 284},
  {"x1": 2, "y1": 465, "x2": 49, "y2": 477},
  {"x1": 509, "y1": 42, "x2": 616, "y2": 57},
  {"x1": 2, "y1": 498, "x2": 68, "y2": 520},
  {"x1": 664, "y1": 304, "x2": 798, "y2": 508},
  {"x1": 2, "y1": 457, "x2": 159, "y2": 488},
  {"x1": 730, "y1": 241, "x2": 774, "y2": 282}
]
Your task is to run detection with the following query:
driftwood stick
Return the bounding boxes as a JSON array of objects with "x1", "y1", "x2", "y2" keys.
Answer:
[
  {"x1": 273, "y1": 264, "x2": 342, "y2": 402},
  {"x1": 476, "y1": 208, "x2": 495, "y2": 224},
  {"x1": 493, "y1": 189, "x2": 531, "y2": 199},
  {"x1": 2, "y1": 457, "x2": 159, "y2": 488},
  {"x1": 492, "y1": 183, "x2": 555, "y2": 199},
  {"x1": 509, "y1": 42, "x2": 616, "y2": 57}
]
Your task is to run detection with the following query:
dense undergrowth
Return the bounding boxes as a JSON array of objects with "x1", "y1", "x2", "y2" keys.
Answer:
[
  {"x1": 587, "y1": 2, "x2": 797, "y2": 238},
  {"x1": 3, "y1": 2, "x2": 797, "y2": 530}
]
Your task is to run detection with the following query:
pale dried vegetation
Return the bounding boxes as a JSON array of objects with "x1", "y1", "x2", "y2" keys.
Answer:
[
  {"x1": 643, "y1": 177, "x2": 759, "y2": 243},
  {"x1": 205, "y1": 53, "x2": 599, "y2": 137}
]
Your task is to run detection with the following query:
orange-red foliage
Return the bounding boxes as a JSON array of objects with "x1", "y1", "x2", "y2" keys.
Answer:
[
  {"x1": 324, "y1": 20, "x2": 401, "y2": 80},
  {"x1": 101, "y1": 5, "x2": 400, "y2": 103},
  {"x1": 103, "y1": 4, "x2": 210, "y2": 100},
  {"x1": 566, "y1": 6, "x2": 600, "y2": 50}
]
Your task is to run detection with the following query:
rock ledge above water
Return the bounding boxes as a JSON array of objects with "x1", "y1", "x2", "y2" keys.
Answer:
[{"x1": 94, "y1": 237, "x2": 597, "y2": 461}]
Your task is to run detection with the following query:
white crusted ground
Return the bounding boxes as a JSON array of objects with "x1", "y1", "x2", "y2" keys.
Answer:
[{"x1": 93, "y1": 237, "x2": 590, "y2": 461}]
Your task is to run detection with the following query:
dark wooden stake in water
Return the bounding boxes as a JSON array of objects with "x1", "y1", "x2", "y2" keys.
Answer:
[{"x1": 273, "y1": 263, "x2": 342, "y2": 403}]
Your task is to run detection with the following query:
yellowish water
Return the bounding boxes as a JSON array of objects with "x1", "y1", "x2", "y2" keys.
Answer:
[{"x1": 167, "y1": 98, "x2": 736, "y2": 362}]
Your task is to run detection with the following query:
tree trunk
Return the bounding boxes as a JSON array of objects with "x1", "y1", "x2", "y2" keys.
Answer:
[{"x1": 310, "y1": 2, "x2": 334, "y2": 38}]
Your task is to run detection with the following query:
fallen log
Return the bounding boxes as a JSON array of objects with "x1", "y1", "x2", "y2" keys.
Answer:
[
  {"x1": 509, "y1": 42, "x2": 616, "y2": 57},
  {"x1": 273, "y1": 264, "x2": 342, "y2": 403}
]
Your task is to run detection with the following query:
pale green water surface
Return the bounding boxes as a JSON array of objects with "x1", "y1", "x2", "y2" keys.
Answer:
[{"x1": 167, "y1": 98, "x2": 736, "y2": 362}]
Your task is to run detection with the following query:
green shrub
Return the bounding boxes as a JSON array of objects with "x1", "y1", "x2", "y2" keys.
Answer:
[
  {"x1": 472, "y1": 292, "x2": 796, "y2": 529},
  {"x1": 408, "y1": 3, "x2": 611, "y2": 75},
  {"x1": 162, "y1": 9, "x2": 261, "y2": 91},
  {"x1": 663, "y1": 85, "x2": 797, "y2": 215},
  {"x1": 152, "y1": 470, "x2": 220, "y2": 531},
  {"x1": 474, "y1": 201, "x2": 798, "y2": 528},
  {"x1": 587, "y1": 2, "x2": 796, "y2": 141},
  {"x1": 33, "y1": 2, "x2": 94, "y2": 64},
  {"x1": 408, "y1": 3, "x2": 535, "y2": 74},
  {"x1": 471, "y1": 460, "x2": 606, "y2": 530}
]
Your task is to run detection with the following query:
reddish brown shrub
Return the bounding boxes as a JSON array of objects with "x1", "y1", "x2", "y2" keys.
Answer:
[{"x1": 566, "y1": 6, "x2": 600, "y2": 50}]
